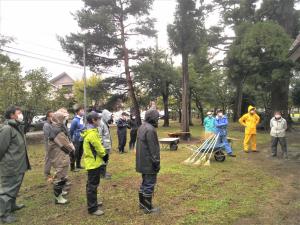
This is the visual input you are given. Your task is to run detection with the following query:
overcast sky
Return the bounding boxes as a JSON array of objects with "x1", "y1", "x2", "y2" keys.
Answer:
[{"x1": 0, "y1": 0, "x2": 178, "y2": 79}]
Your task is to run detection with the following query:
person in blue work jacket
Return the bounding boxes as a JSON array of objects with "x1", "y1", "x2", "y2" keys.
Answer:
[
  {"x1": 215, "y1": 109, "x2": 236, "y2": 157},
  {"x1": 70, "y1": 104, "x2": 85, "y2": 170}
]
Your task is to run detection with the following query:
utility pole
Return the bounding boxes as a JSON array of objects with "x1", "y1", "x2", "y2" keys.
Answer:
[{"x1": 83, "y1": 44, "x2": 87, "y2": 124}]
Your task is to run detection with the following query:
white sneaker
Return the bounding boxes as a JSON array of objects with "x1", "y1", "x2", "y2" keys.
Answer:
[{"x1": 90, "y1": 209, "x2": 104, "y2": 216}]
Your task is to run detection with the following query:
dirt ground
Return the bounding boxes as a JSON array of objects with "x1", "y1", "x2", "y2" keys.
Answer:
[
  {"x1": 235, "y1": 127, "x2": 300, "y2": 225},
  {"x1": 12, "y1": 122, "x2": 300, "y2": 225}
]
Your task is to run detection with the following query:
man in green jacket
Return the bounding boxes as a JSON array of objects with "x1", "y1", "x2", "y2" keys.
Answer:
[
  {"x1": 0, "y1": 106, "x2": 31, "y2": 224},
  {"x1": 82, "y1": 112, "x2": 107, "y2": 216}
]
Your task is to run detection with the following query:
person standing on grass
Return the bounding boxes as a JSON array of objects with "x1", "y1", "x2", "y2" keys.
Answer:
[
  {"x1": 203, "y1": 111, "x2": 215, "y2": 139},
  {"x1": 0, "y1": 106, "x2": 31, "y2": 224},
  {"x1": 82, "y1": 112, "x2": 107, "y2": 216},
  {"x1": 128, "y1": 114, "x2": 138, "y2": 151},
  {"x1": 48, "y1": 112, "x2": 75, "y2": 205},
  {"x1": 136, "y1": 109, "x2": 160, "y2": 214},
  {"x1": 270, "y1": 111, "x2": 288, "y2": 159},
  {"x1": 117, "y1": 112, "x2": 129, "y2": 154},
  {"x1": 98, "y1": 109, "x2": 113, "y2": 179},
  {"x1": 239, "y1": 105, "x2": 260, "y2": 153},
  {"x1": 215, "y1": 109, "x2": 236, "y2": 157},
  {"x1": 57, "y1": 108, "x2": 78, "y2": 173},
  {"x1": 70, "y1": 104, "x2": 85, "y2": 170},
  {"x1": 43, "y1": 110, "x2": 54, "y2": 183}
]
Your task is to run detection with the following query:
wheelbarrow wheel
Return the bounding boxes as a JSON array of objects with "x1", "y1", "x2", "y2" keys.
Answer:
[{"x1": 214, "y1": 150, "x2": 226, "y2": 162}]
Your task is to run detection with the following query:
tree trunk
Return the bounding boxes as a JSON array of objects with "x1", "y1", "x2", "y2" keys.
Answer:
[
  {"x1": 120, "y1": 14, "x2": 141, "y2": 126},
  {"x1": 271, "y1": 77, "x2": 291, "y2": 127},
  {"x1": 162, "y1": 84, "x2": 170, "y2": 127},
  {"x1": 181, "y1": 52, "x2": 190, "y2": 140},
  {"x1": 189, "y1": 90, "x2": 193, "y2": 126},
  {"x1": 195, "y1": 100, "x2": 204, "y2": 125},
  {"x1": 178, "y1": 109, "x2": 182, "y2": 123},
  {"x1": 233, "y1": 79, "x2": 244, "y2": 122}
]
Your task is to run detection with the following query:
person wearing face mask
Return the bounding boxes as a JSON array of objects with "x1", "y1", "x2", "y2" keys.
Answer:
[
  {"x1": 0, "y1": 106, "x2": 31, "y2": 224},
  {"x1": 117, "y1": 112, "x2": 130, "y2": 154},
  {"x1": 136, "y1": 109, "x2": 160, "y2": 214},
  {"x1": 203, "y1": 111, "x2": 216, "y2": 138},
  {"x1": 48, "y1": 112, "x2": 75, "y2": 205},
  {"x1": 70, "y1": 104, "x2": 85, "y2": 170},
  {"x1": 98, "y1": 109, "x2": 113, "y2": 179},
  {"x1": 128, "y1": 114, "x2": 138, "y2": 151},
  {"x1": 239, "y1": 105, "x2": 260, "y2": 153},
  {"x1": 43, "y1": 110, "x2": 54, "y2": 182},
  {"x1": 81, "y1": 112, "x2": 107, "y2": 216},
  {"x1": 270, "y1": 111, "x2": 288, "y2": 159},
  {"x1": 215, "y1": 109, "x2": 236, "y2": 157},
  {"x1": 56, "y1": 108, "x2": 78, "y2": 173}
]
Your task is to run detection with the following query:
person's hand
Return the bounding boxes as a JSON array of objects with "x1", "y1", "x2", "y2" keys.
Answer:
[
  {"x1": 103, "y1": 154, "x2": 109, "y2": 163},
  {"x1": 153, "y1": 161, "x2": 160, "y2": 173}
]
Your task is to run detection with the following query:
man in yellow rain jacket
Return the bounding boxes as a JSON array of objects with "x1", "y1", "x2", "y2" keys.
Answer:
[{"x1": 239, "y1": 106, "x2": 260, "y2": 152}]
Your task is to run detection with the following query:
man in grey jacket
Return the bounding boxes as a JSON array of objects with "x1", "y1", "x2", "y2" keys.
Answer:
[
  {"x1": 136, "y1": 109, "x2": 160, "y2": 214},
  {"x1": 0, "y1": 106, "x2": 31, "y2": 224},
  {"x1": 270, "y1": 111, "x2": 288, "y2": 158},
  {"x1": 98, "y1": 109, "x2": 113, "y2": 179},
  {"x1": 43, "y1": 110, "x2": 54, "y2": 181}
]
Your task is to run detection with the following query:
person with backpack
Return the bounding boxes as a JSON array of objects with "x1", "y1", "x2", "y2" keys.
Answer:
[
  {"x1": 48, "y1": 112, "x2": 75, "y2": 205},
  {"x1": 82, "y1": 112, "x2": 107, "y2": 216},
  {"x1": 0, "y1": 106, "x2": 31, "y2": 224},
  {"x1": 98, "y1": 109, "x2": 113, "y2": 179},
  {"x1": 70, "y1": 104, "x2": 85, "y2": 170},
  {"x1": 136, "y1": 109, "x2": 161, "y2": 214}
]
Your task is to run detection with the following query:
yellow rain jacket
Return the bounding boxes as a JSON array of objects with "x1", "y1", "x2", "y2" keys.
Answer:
[
  {"x1": 81, "y1": 127, "x2": 106, "y2": 170},
  {"x1": 239, "y1": 106, "x2": 260, "y2": 134}
]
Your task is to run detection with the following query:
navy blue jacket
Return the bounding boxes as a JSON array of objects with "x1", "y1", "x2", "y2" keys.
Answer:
[{"x1": 70, "y1": 115, "x2": 84, "y2": 142}]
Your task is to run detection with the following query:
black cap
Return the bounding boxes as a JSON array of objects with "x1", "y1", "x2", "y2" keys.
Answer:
[{"x1": 87, "y1": 111, "x2": 101, "y2": 123}]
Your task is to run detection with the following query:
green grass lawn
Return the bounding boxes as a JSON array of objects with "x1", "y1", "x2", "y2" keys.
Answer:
[{"x1": 14, "y1": 120, "x2": 285, "y2": 225}]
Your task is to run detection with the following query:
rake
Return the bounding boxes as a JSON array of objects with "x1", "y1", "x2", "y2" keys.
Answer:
[
  {"x1": 182, "y1": 134, "x2": 215, "y2": 165},
  {"x1": 193, "y1": 134, "x2": 219, "y2": 166},
  {"x1": 204, "y1": 133, "x2": 220, "y2": 166}
]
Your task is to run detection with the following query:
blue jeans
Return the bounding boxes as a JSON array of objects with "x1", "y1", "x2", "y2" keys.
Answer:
[
  {"x1": 139, "y1": 174, "x2": 157, "y2": 196},
  {"x1": 216, "y1": 135, "x2": 232, "y2": 154}
]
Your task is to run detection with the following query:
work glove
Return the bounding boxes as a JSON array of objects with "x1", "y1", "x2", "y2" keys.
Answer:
[
  {"x1": 153, "y1": 161, "x2": 160, "y2": 173},
  {"x1": 103, "y1": 154, "x2": 109, "y2": 163}
]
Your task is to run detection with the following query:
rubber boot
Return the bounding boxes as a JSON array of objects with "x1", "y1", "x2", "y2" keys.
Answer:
[
  {"x1": 11, "y1": 199, "x2": 25, "y2": 212},
  {"x1": 143, "y1": 194, "x2": 160, "y2": 214},
  {"x1": 139, "y1": 191, "x2": 144, "y2": 209},
  {"x1": 55, "y1": 194, "x2": 68, "y2": 205},
  {"x1": 70, "y1": 163, "x2": 79, "y2": 172},
  {"x1": 0, "y1": 214, "x2": 17, "y2": 224}
]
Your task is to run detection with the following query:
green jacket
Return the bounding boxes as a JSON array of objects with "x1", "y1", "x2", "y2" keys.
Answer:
[
  {"x1": 0, "y1": 120, "x2": 31, "y2": 176},
  {"x1": 82, "y1": 127, "x2": 106, "y2": 170}
]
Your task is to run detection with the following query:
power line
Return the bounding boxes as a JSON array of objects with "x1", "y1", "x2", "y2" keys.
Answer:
[
  {"x1": 4, "y1": 45, "x2": 74, "y2": 64},
  {"x1": 0, "y1": 48, "x2": 82, "y2": 69}
]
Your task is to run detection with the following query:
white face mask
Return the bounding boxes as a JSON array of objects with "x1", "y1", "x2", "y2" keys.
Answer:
[
  {"x1": 17, "y1": 113, "x2": 24, "y2": 122},
  {"x1": 275, "y1": 115, "x2": 281, "y2": 119},
  {"x1": 217, "y1": 113, "x2": 223, "y2": 117}
]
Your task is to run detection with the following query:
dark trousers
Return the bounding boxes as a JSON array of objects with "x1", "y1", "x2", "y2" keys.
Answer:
[
  {"x1": 86, "y1": 167, "x2": 101, "y2": 213},
  {"x1": 99, "y1": 154, "x2": 109, "y2": 177},
  {"x1": 139, "y1": 174, "x2": 157, "y2": 196},
  {"x1": 129, "y1": 129, "x2": 137, "y2": 150},
  {"x1": 271, "y1": 137, "x2": 287, "y2": 155},
  {"x1": 0, "y1": 173, "x2": 24, "y2": 217},
  {"x1": 74, "y1": 141, "x2": 84, "y2": 167},
  {"x1": 118, "y1": 130, "x2": 127, "y2": 152}
]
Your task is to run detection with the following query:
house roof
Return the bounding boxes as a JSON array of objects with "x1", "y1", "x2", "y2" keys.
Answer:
[
  {"x1": 50, "y1": 72, "x2": 74, "y2": 84},
  {"x1": 289, "y1": 33, "x2": 300, "y2": 57}
]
